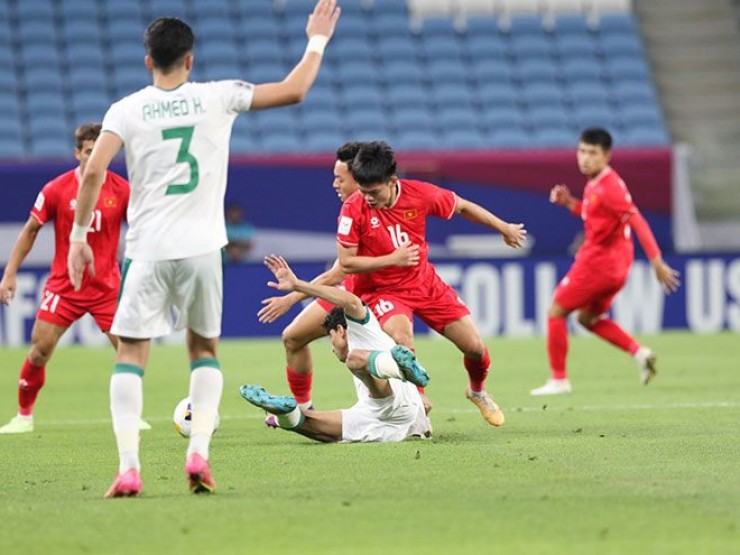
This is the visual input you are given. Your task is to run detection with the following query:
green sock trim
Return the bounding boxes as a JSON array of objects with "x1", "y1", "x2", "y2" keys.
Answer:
[
  {"x1": 190, "y1": 358, "x2": 221, "y2": 371},
  {"x1": 367, "y1": 351, "x2": 381, "y2": 378},
  {"x1": 113, "y1": 363, "x2": 144, "y2": 377},
  {"x1": 285, "y1": 411, "x2": 306, "y2": 431}
]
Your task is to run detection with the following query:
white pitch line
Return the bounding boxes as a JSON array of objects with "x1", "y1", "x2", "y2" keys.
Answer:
[{"x1": 25, "y1": 401, "x2": 740, "y2": 427}]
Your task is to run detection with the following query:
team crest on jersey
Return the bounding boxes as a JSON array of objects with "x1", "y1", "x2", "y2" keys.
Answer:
[
  {"x1": 370, "y1": 217, "x2": 380, "y2": 229},
  {"x1": 34, "y1": 192, "x2": 45, "y2": 211},
  {"x1": 338, "y1": 216, "x2": 353, "y2": 235},
  {"x1": 403, "y1": 209, "x2": 417, "y2": 220},
  {"x1": 104, "y1": 197, "x2": 117, "y2": 207},
  {"x1": 69, "y1": 199, "x2": 77, "y2": 210}
]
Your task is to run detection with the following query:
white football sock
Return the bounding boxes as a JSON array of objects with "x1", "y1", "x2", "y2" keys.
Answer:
[
  {"x1": 110, "y1": 372, "x2": 143, "y2": 473},
  {"x1": 369, "y1": 351, "x2": 403, "y2": 380},
  {"x1": 277, "y1": 407, "x2": 304, "y2": 430},
  {"x1": 187, "y1": 364, "x2": 223, "y2": 461}
]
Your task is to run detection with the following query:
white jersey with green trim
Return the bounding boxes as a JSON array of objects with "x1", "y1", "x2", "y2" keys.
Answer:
[
  {"x1": 102, "y1": 80, "x2": 254, "y2": 261},
  {"x1": 345, "y1": 306, "x2": 396, "y2": 352}
]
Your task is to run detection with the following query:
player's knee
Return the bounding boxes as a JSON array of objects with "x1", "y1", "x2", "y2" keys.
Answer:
[
  {"x1": 577, "y1": 311, "x2": 597, "y2": 329},
  {"x1": 281, "y1": 326, "x2": 304, "y2": 352},
  {"x1": 28, "y1": 342, "x2": 52, "y2": 365},
  {"x1": 549, "y1": 303, "x2": 568, "y2": 318}
]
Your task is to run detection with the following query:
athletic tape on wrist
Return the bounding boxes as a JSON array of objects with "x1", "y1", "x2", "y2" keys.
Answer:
[
  {"x1": 306, "y1": 35, "x2": 329, "y2": 55},
  {"x1": 69, "y1": 223, "x2": 89, "y2": 243}
]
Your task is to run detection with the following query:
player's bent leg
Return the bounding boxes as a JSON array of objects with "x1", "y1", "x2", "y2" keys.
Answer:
[
  {"x1": 282, "y1": 302, "x2": 328, "y2": 411},
  {"x1": 240, "y1": 384, "x2": 298, "y2": 415},
  {"x1": 346, "y1": 352, "x2": 394, "y2": 399}
]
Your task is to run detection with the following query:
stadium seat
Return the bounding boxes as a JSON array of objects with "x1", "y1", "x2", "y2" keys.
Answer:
[
  {"x1": 464, "y1": 17, "x2": 501, "y2": 38},
  {"x1": 59, "y1": 0, "x2": 101, "y2": 20},
  {"x1": 346, "y1": 110, "x2": 389, "y2": 135},
  {"x1": 25, "y1": 91, "x2": 68, "y2": 117},
  {"x1": 508, "y1": 15, "x2": 546, "y2": 38},
  {"x1": 370, "y1": 0, "x2": 409, "y2": 17},
  {"x1": 487, "y1": 128, "x2": 532, "y2": 148},
  {"x1": 254, "y1": 111, "x2": 299, "y2": 134},
  {"x1": 341, "y1": 86, "x2": 385, "y2": 110},
  {"x1": 566, "y1": 82, "x2": 612, "y2": 107},
  {"x1": 420, "y1": 17, "x2": 460, "y2": 39},
  {"x1": 383, "y1": 61, "x2": 425, "y2": 86},
  {"x1": 517, "y1": 60, "x2": 559, "y2": 85},
  {"x1": 304, "y1": 131, "x2": 348, "y2": 153},
  {"x1": 392, "y1": 108, "x2": 435, "y2": 133},
  {"x1": 596, "y1": 13, "x2": 637, "y2": 36},
  {"x1": 18, "y1": 20, "x2": 58, "y2": 46},
  {"x1": 612, "y1": 81, "x2": 657, "y2": 105},
  {"x1": 443, "y1": 129, "x2": 487, "y2": 149},
  {"x1": 262, "y1": 133, "x2": 304, "y2": 153},
  {"x1": 554, "y1": 35, "x2": 598, "y2": 60},
  {"x1": 394, "y1": 130, "x2": 442, "y2": 151},
  {"x1": 102, "y1": 0, "x2": 145, "y2": 23},
  {"x1": 481, "y1": 106, "x2": 526, "y2": 130},
  {"x1": 426, "y1": 60, "x2": 470, "y2": 84},
  {"x1": 19, "y1": 44, "x2": 62, "y2": 68},
  {"x1": 333, "y1": 62, "x2": 380, "y2": 85},
  {"x1": 236, "y1": 0, "x2": 277, "y2": 19},
  {"x1": 243, "y1": 17, "x2": 282, "y2": 42},
  {"x1": 471, "y1": 59, "x2": 515, "y2": 85},
  {"x1": 478, "y1": 83, "x2": 521, "y2": 109},
  {"x1": 522, "y1": 84, "x2": 566, "y2": 110},
  {"x1": 370, "y1": 14, "x2": 413, "y2": 37},
  {"x1": 600, "y1": 34, "x2": 644, "y2": 57},
  {"x1": 66, "y1": 43, "x2": 107, "y2": 67},
  {"x1": 63, "y1": 20, "x2": 104, "y2": 46},
  {"x1": 527, "y1": 106, "x2": 570, "y2": 128},
  {"x1": 510, "y1": 36, "x2": 553, "y2": 61},
  {"x1": 560, "y1": 59, "x2": 604, "y2": 82},
  {"x1": 302, "y1": 108, "x2": 343, "y2": 133},
  {"x1": 0, "y1": 139, "x2": 25, "y2": 159},
  {"x1": 420, "y1": 37, "x2": 465, "y2": 62},
  {"x1": 230, "y1": 133, "x2": 261, "y2": 155},
  {"x1": 620, "y1": 104, "x2": 664, "y2": 128},
  {"x1": 605, "y1": 57, "x2": 650, "y2": 80},
  {"x1": 191, "y1": 0, "x2": 232, "y2": 19},
  {"x1": 622, "y1": 126, "x2": 669, "y2": 146},
  {"x1": 466, "y1": 35, "x2": 508, "y2": 60},
  {"x1": 17, "y1": 0, "x2": 55, "y2": 22},
  {"x1": 385, "y1": 84, "x2": 428, "y2": 110},
  {"x1": 573, "y1": 105, "x2": 621, "y2": 130},
  {"x1": 23, "y1": 69, "x2": 65, "y2": 95},
  {"x1": 431, "y1": 84, "x2": 475, "y2": 109},
  {"x1": 300, "y1": 88, "x2": 340, "y2": 111},
  {"x1": 377, "y1": 37, "x2": 418, "y2": 62},
  {"x1": 552, "y1": 14, "x2": 592, "y2": 36},
  {"x1": 533, "y1": 128, "x2": 575, "y2": 147}
]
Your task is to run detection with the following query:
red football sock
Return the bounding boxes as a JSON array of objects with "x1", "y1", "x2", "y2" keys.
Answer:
[
  {"x1": 548, "y1": 317, "x2": 568, "y2": 380},
  {"x1": 589, "y1": 319, "x2": 640, "y2": 355},
  {"x1": 18, "y1": 359, "x2": 46, "y2": 417},
  {"x1": 464, "y1": 348, "x2": 491, "y2": 393},
  {"x1": 286, "y1": 367, "x2": 313, "y2": 405}
]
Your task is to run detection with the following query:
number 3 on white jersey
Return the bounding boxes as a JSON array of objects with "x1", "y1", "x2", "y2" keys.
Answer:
[{"x1": 387, "y1": 224, "x2": 409, "y2": 248}]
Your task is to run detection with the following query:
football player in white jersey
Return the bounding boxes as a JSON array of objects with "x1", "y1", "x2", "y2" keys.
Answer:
[
  {"x1": 67, "y1": 0, "x2": 341, "y2": 498},
  {"x1": 240, "y1": 255, "x2": 431, "y2": 443}
]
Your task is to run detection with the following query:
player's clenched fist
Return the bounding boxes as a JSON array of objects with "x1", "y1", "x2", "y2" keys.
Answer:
[
  {"x1": 549, "y1": 184, "x2": 574, "y2": 206},
  {"x1": 0, "y1": 275, "x2": 16, "y2": 305}
]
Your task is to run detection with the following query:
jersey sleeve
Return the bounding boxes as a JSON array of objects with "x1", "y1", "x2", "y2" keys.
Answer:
[
  {"x1": 218, "y1": 80, "x2": 255, "y2": 114},
  {"x1": 337, "y1": 200, "x2": 361, "y2": 248},
  {"x1": 30, "y1": 182, "x2": 55, "y2": 225},
  {"x1": 598, "y1": 177, "x2": 636, "y2": 218},
  {"x1": 102, "y1": 100, "x2": 126, "y2": 142},
  {"x1": 421, "y1": 181, "x2": 457, "y2": 220}
]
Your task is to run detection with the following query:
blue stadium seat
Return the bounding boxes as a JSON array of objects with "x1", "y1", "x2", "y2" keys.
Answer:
[
  {"x1": 102, "y1": 0, "x2": 144, "y2": 23},
  {"x1": 26, "y1": 92, "x2": 67, "y2": 117},
  {"x1": 392, "y1": 108, "x2": 435, "y2": 133},
  {"x1": 430, "y1": 85, "x2": 475, "y2": 109},
  {"x1": 302, "y1": 108, "x2": 343, "y2": 133},
  {"x1": 304, "y1": 131, "x2": 347, "y2": 153},
  {"x1": 508, "y1": 15, "x2": 546, "y2": 37},
  {"x1": 527, "y1": 106, "x2": 570, "y2": 128},
  {"x1": 620, "y1": 104, "x2": 664, "y2": 127},
  {"x1": 600, "y1": 35, "x2": 644, "y2": 57},
  {"x1": 573, "y1": 105, "x2": 621, "y2": 130},
  {"x1": 236, "y1": 0, "x2": 277, "y2": 19},
  {"x1": 201, "y1": 40, "x2": 241, "y2": 65},
  {"x1": 346, "y1": 109, "x2": 389, "y2": 135},
  {"x1": 18, "y1": 20, "x2": 58, "y2": 46},
  {"x1": 254, "y1": 111, "x2": 299, "y2": 134},
  {"x1": 622, "y1": 127, "x2": 669, "y2": 146},
  {"x1": 230, "y1": 133, "x2": 262, "y2": 154},
  {"x1": 247, "y1": 63, "x2": 287, "y2": 83},
  {"x1": 552, "y1": 15, "x2": 592, "y2": 36},
  {"x1": 385, "y1": 84, "x2": 428, "y2": 110},
  {"x1": 370, "y1": 14, "x2": 412, "y2": 37},
  {"x1": 466, "y1": 36, "x2": 508, "y2": 60},
  {"x1": 301, "y1": 88, "x2": 340, "y2": 111},
  {"x1": 106, "y1": 20, "x2": 143, "y2": 43},
  {"x1": 198, "y1": 17, "x2": 239, "y2": 42},
  {"x1": 612, "y1": 81, "x2": 656, "y2": 105},
  {"x1": 420, "y1": 17, "x2": 460, "y2": 39},
  {"x1": 341, "y1": 85, "x2": 385, "y2": 108},
  {"x1": 113, "y1": 67, "x2": 149, "y2": 96},
  {"x1": 66, "y1": 43, "x2": 106, "y2": 67},
  {"x1": 605, "y1": 57, "x2": 650, "y2": 80},
  {"x1": 510, "y1": 36, "x2": 553, "y2": 61},
  {"x1": 554, "y1": 35, "x2": 598, "y2": 60},
  {"x1": 394, "y1": 130, "x2": 442, "y2": 151},
  {"x1": 561, "y1": 59, "x2": 604, "y2": 82},
  {"x1": 148, "y1": 0, "x2": 190, "y2": 18},
  {"x1": 24, "y1": 69, "x2": 65, "y2": 94},
  {"x1": 487, "y1": 128, "x2": 532, "y2": 148},
  {"x1": 280, "y1": 0, "x2": 321, "y2": 17},
  {"x1": 383, "y1": 60, "x2": 425, "y2": 86},
  {"x1": 244, "y1": 17, "x2": 282, "y2": 42},
  {"x1": 443, "y1": 129, "x2": 487, "y2": 149},
  {"x1": 190, "y1": 0, "x2": 231, "y2": 18},
  {"x1": 19, "y1": 44, "x2": 62, "y2": 68},
  {"x1": 377, "y1": 37, "x2": 418, "y2": 62},
  {"x1": 596, "y1": 13, "x2": 637, "y2": 36},
  {"x1": 31, "y1": 137, "x2": 73, "y2": 158},
  {"x1": 63, "y1": 20, "x2": 103, "y2": 45},
  {"x1": 522, "y1": 84, "x2": 566, "y2": 109},
  {"x1": 244, "y1": 40, "x2": 283, "y2": 66},
  {"x1": 60, "y1": 0, "x2": 101, "y2": 22},
  {"x1": 420, "y1": 37, "x2": 465, "y2": 61},
  {"x1": 0, "y1": 113, "x2": 24, "y2": 141},
  {"x1": 334, "y1": 63, "x2": 380, "y2": 86},
  {"x1": 29, "y1": 115, "x2": 69, "y2": 139},
  {"x1": 517, "y1": 60, "x2": 559, "y2": 85},
  {"x1": 262, "y1": 133, "x2": 304, "y2": 153},
  {"x1": 481, "y1": 107, "x2": 526, "y2": 130},
  {"x1": 437, "y1": 108, "x2": 479, "y2": 132},
  {"x1": 532, "y1": 128, "x2": 575, "y2": 147},
  {"x1": 333, "y1": 15, "x2": 372, "y2": 39},
  {"x1": 426, "y1": 60, "x2": 470, "y2": 83},
  {"x1": 464, "y1": 17, "x2": 500, "y2": 38},
  {"x1": 71, "y1": 91, "x2": 111, "y2": 121},
  {"x1": 478, "y1": 83, "x2": 520, "y2": 109},
  {"x1": 0, "y1": 138, "x2": 24, "y2": 159},
  {"x1": 471, "y1": 59, "x2": 515, "y2": 85},
  {"x1": 331, "y1": 37, "x2": 375, "y2": 63},
  {"x1": 17, "y1": 0, "x2": 55, "y2": 21},
  {"x1": 370, "y1": 0, "x2": 409, "y2": 16},
  {"x1": 566, "y1": 82, "x2": 611, "y2": 107}
]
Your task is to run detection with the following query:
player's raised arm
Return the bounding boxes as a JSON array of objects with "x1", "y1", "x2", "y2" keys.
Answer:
[
  {"x1": 257, "y1": 259, "x2": 347, "y2": 323},
  {"x1": 249, "y1": 0, "x2": 340, "y2": 110},
  {"x1": 67, "y1": 132, "x2": 123, "y2": 291},
  {"x1": 454, "y1": 197, "x2": 527, "y2": 249},
  {"x1": 0, "y1": 216, "x2": 43, "y2": 305},
  {"x1": 265, "y1": 255, "x2": 365, "y2": 320}
]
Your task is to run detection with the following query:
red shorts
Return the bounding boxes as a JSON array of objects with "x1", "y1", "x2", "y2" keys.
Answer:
[
  {"x1": 315, "y1": 278, "x2": 353, "y2": 312},
  {"x1": 554, "y1": 263, "x2": 628, "y2": 315},
  {"x1": 360, "y1": 272, "x2": 470, "y2": 333},
  {"x1": 36, "y1": 288, "x2": 117, "y2": 332}
]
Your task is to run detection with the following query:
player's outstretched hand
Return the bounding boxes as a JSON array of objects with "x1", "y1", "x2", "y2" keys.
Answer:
[
  {"x1": 67, "y1": 242, "x2": 95, "y2": 292},
  {"x1": 652, "y1": 257, "x2": 681, "y2": 294},
  {"x1": 392, "y1": 243, "x2": 420, "y2": 267},
  {"x1": 258, "y1": 295, "x2": 296, "y2": 324},
  {"x1": 503, "y1": 223, "x2": 527, "y2": 249},
  {"x1": 0, "y1": 275, "x2": 16, "y2": 305},
  {"x1": 306, "y1": 0, "x2": 341, "y2": 40},
  {"x1": 549, "y1": 184, "x2": 574, "y2": 207},
  {"x1": 265, "y1": 255, "x2": 299, "y2": 292}
]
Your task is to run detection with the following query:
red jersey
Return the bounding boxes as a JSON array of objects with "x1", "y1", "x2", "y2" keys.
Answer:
[
  {"x1": 31, "y1": 169, "x2": 130, "y2": 301},
  {"x1": 336, "y1": 179, "x2": 457, "y2": 296},
  {"x1": 575, "y1": 166, "x2": 636, "y2": 273}
]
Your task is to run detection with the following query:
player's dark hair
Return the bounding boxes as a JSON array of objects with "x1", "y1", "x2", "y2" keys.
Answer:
[
  {"x1": 74, "y1": 122, "x2": 102, "y2": 149},
  {"x1": 322, "y1": 307, "x2": 347, "y2": 333},
  {"x1": 336, "y1": 141, "x2": 364, "y2": 163},
  {"x1": 144, "y1": 17, "x2": 195, "y2": 72},
  {"x1": 580, "y1": 127, "x2": 613, "y2": 151},
  {"x1": 350, "y1": 141, "x2": 397, "y2": 186}
]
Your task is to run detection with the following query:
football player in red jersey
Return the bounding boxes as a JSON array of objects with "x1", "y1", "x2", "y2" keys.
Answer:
[
  {"x1": 0, "y1": 123, "x2": 141, "y2": 433},
  {"x1": 530, "y1": 127, "x2": 680, "y2": 396},
  {"x1": 336, "y1": 141, "x2": 527, "y2": 426},
  {"x1": 257, "y1": 142, "x2": 362, "y2": 415}
]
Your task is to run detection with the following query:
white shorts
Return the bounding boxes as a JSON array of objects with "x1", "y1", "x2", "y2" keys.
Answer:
[
  {"x1": 341, "y1": 378, "x2": 430, "y2": 443},
  {"x1": 111, "y1": 250, "x2": 223, "y2": 339}
]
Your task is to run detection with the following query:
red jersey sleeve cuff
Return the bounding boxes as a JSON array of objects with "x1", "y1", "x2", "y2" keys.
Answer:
[
  {"x1": 570, "y1": 200, "x2": 583, "y2": 217},
  {"x1": 337, "y1": 239, "x2": 359, "y2": 248},
  {"x1": 445, "y1": 194, "x2": 458, "y2": 220},
  {"x1": 30, "y1": 212, "x2": 46, "y2": 225}
]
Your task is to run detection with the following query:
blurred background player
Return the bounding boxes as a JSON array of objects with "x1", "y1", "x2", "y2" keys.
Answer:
[
  {"x1": 67, "y1": 1, "x2": 341, "y2": 497},
  {"x1": 257, "y1": 141, "x2": 363, "y2": 413},
  {"x1": 241, "y1": 255, "x2": 430, "y2": 443},
  {"x1": 530, "y1": 127, "x2": 681, "y2": 396},
  {"x1": 0, "y1": 123, "x2": 150, "y2": 434},
  {"x1": 224, "y1": 203, "x2": 255, "y2": 263},
  {"x1": 337, "y1": 141, "x2": 527, "y2": 427}
]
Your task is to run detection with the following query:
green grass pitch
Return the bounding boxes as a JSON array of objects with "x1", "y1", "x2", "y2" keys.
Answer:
[{"x1": 0, "y1": 332, "x2": 738, "y2": 554}]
